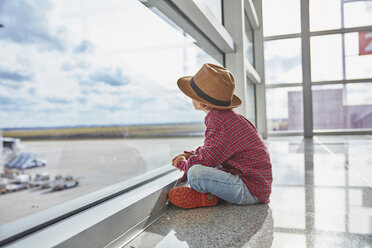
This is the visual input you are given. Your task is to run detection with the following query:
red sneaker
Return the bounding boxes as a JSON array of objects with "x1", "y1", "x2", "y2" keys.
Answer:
[{"x1": 168, "y1": 187, "x2": 219, "y2": 209}]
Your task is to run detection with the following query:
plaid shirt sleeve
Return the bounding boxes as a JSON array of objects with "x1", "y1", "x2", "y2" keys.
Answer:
[
  {"x1": 177, "y1": 125, "x2": 227, "y2": 173},
  {"x1": 183, "y1": 145, "x2": 204, "y2": 156}
]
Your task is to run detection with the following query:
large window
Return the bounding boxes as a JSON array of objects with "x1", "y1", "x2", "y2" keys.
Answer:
[
  {"x1": 264, "y1": 0, "x2": 372, "y2": 133},
  {"x1": 0, "y1": 0, "x2": 218, "y2": 226}
]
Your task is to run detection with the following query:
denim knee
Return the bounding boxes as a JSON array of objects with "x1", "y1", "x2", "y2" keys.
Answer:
[
  {"x1": 187, "y1": 164, "x2": 204, "y2": 182},
  {"x1": 187, "y1": 164, "x2": 207, "y2": 193}
]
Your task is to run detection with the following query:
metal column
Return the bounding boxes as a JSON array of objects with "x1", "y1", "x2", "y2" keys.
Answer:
[
  {"x1": 253, "y1": 0, "x2": 268, "y2": 138},
  {"x1": 223, "y1": 0, "x2": 248, "y2": 117},
  {"x1": 301, "y1": 0, "x2": 313, "y2": 137}
]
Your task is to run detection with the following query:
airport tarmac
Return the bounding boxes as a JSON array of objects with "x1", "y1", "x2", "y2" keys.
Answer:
[{"x1": 0, "y1": 137, "x2": 204, "y2": 226}]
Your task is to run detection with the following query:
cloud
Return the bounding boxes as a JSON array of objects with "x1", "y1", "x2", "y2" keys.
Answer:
[
  {"x1": 74, "y1": 40, "x2": 94, "y2": 54},
  {"x1": 265, "y1": 55, "x2": 301, "y2": 71},
  {"x1": 0, "y1": 95, "x2": 18, "y2": 105},
  {"x1": 0, "y1": 82, "x2": 22, "y2": 90},
  {"x1": 0, "y1": 68, "x2": 33, "y2": 82},
  {"x1": 265, "y1": 55, "x2": 302, "y2": 83},
  {"x1": 80, "y1": 88, "x2": 101, "y2": 95},
  {"x1": 89, "y1": 67, "x2": 131, "y2": 86},
  {"x1": 61, "y1": 63, "x2": 73, "y2": 71},
  {"x1": 0, "y1": 68, "x2": 32, "y2": 89},
  {"x1": 61, "y1": 61, "x2": 91, "y2": 71},
  {"x1": 80, "y1": 89, "x2": 90, "y2": 95},
  {"x1": 77, "y1": 97, "x2": 87, "y2": 104},
  {"x1": 0, "y1": 94, "x2": 35, "y2": 112},
  {"x1": 46, "y1": 97, "x2": 70, "y2": 104},
  {"x1": 0, "y1": 0, "x2": 65, "y2": 52},
  {"x1": 93, "y1": 104, "x2": 123, "y2": 112},
  {"x1": 28, "y1": 88, "x2": 36, "y2": 95},
  {"x1": 38, "y1": 106, "x2": 64, "y2": 114}
]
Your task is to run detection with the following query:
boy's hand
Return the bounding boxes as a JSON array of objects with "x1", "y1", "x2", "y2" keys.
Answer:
[
  {"x1": 172, "y1": 153, "x2": 191, "y2": 162},
  {"x1": 172, "y1": 156, "x2": 186, "y2": 170}
]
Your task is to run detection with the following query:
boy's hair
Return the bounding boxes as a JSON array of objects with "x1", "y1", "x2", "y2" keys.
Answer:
[{"x1": 198, "y1": 101, "x2": 213, "y2": 111}]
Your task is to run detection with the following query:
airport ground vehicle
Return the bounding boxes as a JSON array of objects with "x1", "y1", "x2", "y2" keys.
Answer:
[
  {"x1": 3, "y1": 137, "x2": 20, "y2": 150},
  {"x1": 14, "y1": 174, "x2": 31, "y2": 184},
  {"x1": 29, "y1": 173, "x2": 50, "y2": 187},
  {"x1": 6, "y1": 153, "x2": 46, "y2": 170},
  {"x1": 52, "y1": 176, "x2": 79, "y2": 191},
  {"x1": 0, "y1": 184, "x2": 6, "y2": 194},
  {"x1": 41, "y1": 175, "x2": 63, "y2": 189},
  {"x1": 3, "y1": 168, "x2": 21, "y2": 177},
  {"x1": 6, "y1": 183, "x2": 28, "y2": 192}
]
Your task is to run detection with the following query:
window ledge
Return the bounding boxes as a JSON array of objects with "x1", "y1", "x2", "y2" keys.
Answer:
[{"x1": 2, "y1": 166, "x2": 183, "y2": 247}]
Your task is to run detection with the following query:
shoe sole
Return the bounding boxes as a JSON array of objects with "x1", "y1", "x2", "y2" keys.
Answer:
[{"x1": 168, "y1": 187, "x2": 219, "y2": 209}]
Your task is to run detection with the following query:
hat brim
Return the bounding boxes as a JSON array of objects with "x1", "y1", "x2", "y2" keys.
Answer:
[{"x1": 177, "y1": 76, "x2": 242, "y2": 110}]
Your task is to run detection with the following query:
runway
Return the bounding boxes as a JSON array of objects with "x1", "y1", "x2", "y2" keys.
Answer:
[{"x1": 0, "y1": 137, "x2": 204, "y2": 226}]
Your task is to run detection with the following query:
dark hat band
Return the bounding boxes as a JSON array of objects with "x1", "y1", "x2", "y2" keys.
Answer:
[{"x1": 190, "y1": 77, "x2": 231, "y2": 107}]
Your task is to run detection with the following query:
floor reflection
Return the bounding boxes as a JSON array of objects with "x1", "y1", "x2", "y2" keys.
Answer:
[
  {"x1": 126, "y1": 135, "x2": 372, "y2": 248},
  {"x1": 126, "y1": 202, "x2": 274, "y2": 248},
  {"x1": 269, "y1": 135, "x2": 372, "y2": 247}
]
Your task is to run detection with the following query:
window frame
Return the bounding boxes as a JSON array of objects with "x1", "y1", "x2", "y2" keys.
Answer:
[
  {"x1": 0, "y1": 165, "x2": 178, "y2": 246},
  {"x1": 0, "y1": 0, "x2": 265, "y2": 245},
  {"x1": 264, "y1": 0, "x2": 372, "y2": 136}
]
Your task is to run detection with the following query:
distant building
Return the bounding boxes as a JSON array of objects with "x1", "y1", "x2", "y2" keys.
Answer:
[
  {"x1": 288, "y1": 89, "x2": 372, "y2": 130},
  {"x1": 267, "y1": 118, "x2": 289, "y2": 131}
]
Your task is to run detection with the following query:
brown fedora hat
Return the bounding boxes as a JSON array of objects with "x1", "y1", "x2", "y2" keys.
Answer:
[{"x1": 177, "y1": 63, "x2": 242, "y2": 109}]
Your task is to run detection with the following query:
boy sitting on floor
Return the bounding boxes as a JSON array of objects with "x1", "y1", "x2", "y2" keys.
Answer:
[{"x1": 169, "y1": 63, "x2": 272, "y2": 209}]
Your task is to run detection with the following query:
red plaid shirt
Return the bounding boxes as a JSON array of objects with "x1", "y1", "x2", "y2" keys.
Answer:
[{"x1": 177, "y1": 108, "x2": 272, "y2": 203}]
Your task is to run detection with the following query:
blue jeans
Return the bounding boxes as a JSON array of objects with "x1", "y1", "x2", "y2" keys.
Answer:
[{"x1": 187, "y1": 164, "x2": 261, "y2": 205}]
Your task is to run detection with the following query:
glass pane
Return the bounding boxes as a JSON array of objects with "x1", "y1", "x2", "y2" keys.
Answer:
[
  {"x1": 246, "y1": 81, "x2": 256, "y2": 126},
  {"x1": 345, "y1": 32, "x2": 372, "y2": 79},
  {"x1": 311, "y1": 34, "x2": 343, "y2": 82},
  {"x1": 344, "y1": 1, "x2": 372, "y2": 28},
  {"x1": 245, "y1": 19, "x2": 254, "y2": 66},
  {"x1": 310, "y1": 0, "x2": 372, "y2": 30},
  {"x1": 262, "y1": 0, "x2": 301, "y2": 36},
  {"x1": 310, "y1": 0, "x2": 341, "y2": 31},
  {"x1": 0, "y1": 0, "x2": 216, "y2": 226},
  {"x1": 312, "y1": 83, "x2": 372, "y2": 130},
  {"x1": 264, "y1": 38, "x2": 302, "y2": 84},
  {"x1": 266, "y1": 87, "x2": 303, "y2": 132},
  {"x1": 204, "y1": 0, "x2": 223, "y2": 23}
]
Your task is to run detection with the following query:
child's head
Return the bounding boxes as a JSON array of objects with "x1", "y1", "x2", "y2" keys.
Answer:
[
  {"x1": 192, "y1": 99, "x2": 213, "y2": 112},
  {"x1": 177, "y1": 63, "x2": 242, "y2": 110}
]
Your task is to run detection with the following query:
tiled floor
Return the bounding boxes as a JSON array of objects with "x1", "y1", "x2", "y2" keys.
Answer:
[{"x1": 125, "y1": 135, "x2": 372, "y2": 248}]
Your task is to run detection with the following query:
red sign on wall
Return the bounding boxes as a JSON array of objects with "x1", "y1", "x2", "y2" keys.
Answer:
[{"x1": 359, "y1": 31, "x2": 372, "y2": 55}]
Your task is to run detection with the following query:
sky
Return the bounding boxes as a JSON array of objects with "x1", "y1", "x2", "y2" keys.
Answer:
[
  {"x1": 0, "y1": 0, "x2": 221, "y2": 128},
  {"x1": 0, "y1": 0, "x2": 371, "y2": 128}
]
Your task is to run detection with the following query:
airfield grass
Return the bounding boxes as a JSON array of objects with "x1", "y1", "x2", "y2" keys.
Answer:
[{"x1": 3, "y1": 123, "x2": 205, "y2": 140}]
